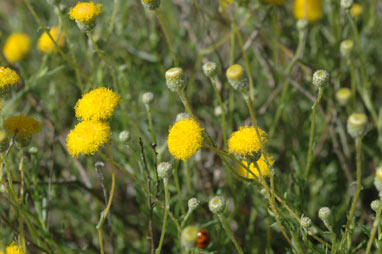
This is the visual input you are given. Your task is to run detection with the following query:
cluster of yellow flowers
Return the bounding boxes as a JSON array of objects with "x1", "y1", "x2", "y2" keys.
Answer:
[
  {"x1": 67, "y1": 87, "x2": 120, "y2": 157},
  {"x1": 1, "y1": 243, "x2": 25, "y2": 254}
]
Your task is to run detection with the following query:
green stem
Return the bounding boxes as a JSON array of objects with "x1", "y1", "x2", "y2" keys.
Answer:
[
  {"x1": 173, "y1": 161, "x2": 186, "y2": 215},
  {"x1": 146, "y1": 105, "x2": 157, "y2": 144},
  {"x1": 366, "y1": 202, "x2": 382, "y2": 254},
  {"x1": 342, "y1": 137, "x2": 363, "y2": 248},
  {"x1": 217, "y1": 214, "x2": 244, "y2": 254},
  {"x1": 18, "y1": 151, "x2": 26, "y2": 251},
  {"x1": 269, "y1": 28, "x2": 306, "y2": 138},
  {"x1": 155, "y1": 178, "x2": 170, "y2": 254},
  {"x1": 155, "y1": 9, "x2": 178, "y2": 66},
  {"x1": 106, "y1": 0, "x2": 120, "y2": 44},
  {"x1": 210, "y1": 77, "x2": 227, "y2": 145},
  {"x1": 184, "y1": 160, "x2": 192, "y2": 195},
  {"x1": 304, "y1": 88, "x2": 324, "y2": 178}
]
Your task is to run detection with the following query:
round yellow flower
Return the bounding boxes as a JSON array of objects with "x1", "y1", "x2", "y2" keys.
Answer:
[
  {"x1": 228, "y1": 126, "x2": 267, "y2": 157},
  {"x1": 75, "y1": 87, "x2": 120, "y2": 121},
  {"x1": 0, "y1": 67, "x2": 20, "y2": 90},
  {"x1": 293, "y1": 0, "x2": 323, "y2": 23},
  {"x1": 168, "y1": 118, "x2": 203, "y2": 160},
  {"x1": 38, "y1": 26, "x2": 66, "y2": 54},
  {"x1": 6, "y1": 243, "x2": 25, "y2": 254},
  {"x1": 4, "y1": 115, "x2": 40, "y2": 138},
  {"x1": 350, "y1": 3, "x2": 363, "y2": 17},
  {"x1": 67, "y1": 120, "x2": 110, "y2": 157},
  {"x1": 69, "y1": 2, "x2": 102, "y2": 24},
  {"x1": 237, "y1": 154, "x2": 274, "y2": 179},
  {"x1": 2, "y1": 33, "x2": 31, "y2": 64}
]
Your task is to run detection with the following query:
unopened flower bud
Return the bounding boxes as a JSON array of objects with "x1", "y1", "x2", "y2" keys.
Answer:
[
  {"x1": 371, "y1": 200, "x2": 381, "y2": 212},
  {"x1": 119, "y1": 130, "x2": 130, "y2": 143},
  {"x1": 188, "y1": 197, "x2": 200, "y2": 211},
  {"x1": 341, "y1": 0, "x2": 353, "y2": 9},
  {"x1": 141, "y1": 0, "x2": 161, "y2": 10},
  {"x1": 297, "y1": 19, "x2": 308, "y2": 31},
  {"x1": 350, "y1": 3, "x2": 363, "y2": 17},
  {"x1": 209, "y1": 196, "x2": 226, "y2": 214},
  {"x1": 165, "y1": 67, "x2": 185, "y2": 92},
  {"x1": 312, "y1": 70, "x2": 329, "y2": 88},
  {"x1": 347, "y1": 113, "x2": 368, "y2": 138},
  {"x1": 336, "y1": 88, "x2": 351, "y2": 106},
  {"x1": 226, "y1": 64, "x2": 248, "y2": 90},
  {"x1": 158, "y1": 162, "x2": 172, "y2": 179},
  {"x1": 340, "y1": 40, "x2": 354, "y2": 58},
  {"x1": 181, "y1": 225, "x2": 198, "y2": 250},
  {"x1": 301, "y1": 216, "x2": 312, "y2": 228},
  {"x1": 142, "y1": 92, "x2": 154, "y2": 105},
  {"x1": 374, "y1": 167, "x2": 382, "y2": 194},
  {"x1": 203, "y1": 62, "x2": 217, "y2": 78},
  {"x1": 0, "y1": 131, "x2": 9, "y2": 153},
  {"x1": 214, "y1": 106, "x2": 222, "y2": 116},
  {"x1": 318, "y1": 207, "x2": 331, "y2": 221},
  {"x1": 28, "y1": 146, "x2": 38, "y2": 154},
  {"x1": 176, "y1": 112, "x2": 190, "y2": 122}
]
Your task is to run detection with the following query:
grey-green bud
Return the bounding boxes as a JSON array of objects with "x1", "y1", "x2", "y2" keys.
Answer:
[
  {"x1": 301, "y1": 216, "x2": 312, "y2": 228},
  {"x1": 318, "y1": 207, "x2": 331, "y2": 221},
  {"x1": 209, "y1": 196, "x2": 226, "y2": 214},
  {"x1": 188, "y1": 197, "x2": 200, "y2": 211},
  {"x1": 119, "y1": 130, "x2": 130, "y2": 143},
  {"x1": 371, "y1": 200, "x2": 381, "y2": 212},
  {"x1": 28, "y1": 146, "x2": 38, "y2": 154},
  {"x1": 347, "y1": 113, "x2": 368, "y2": 138},
  {"x1": 226, "y1": 64, "x2": 248, "y2": 90},
  {"x1": 158, "y1": 162, "x2": 173, "y2": 179},
  {"x1": 341, "y1": 0, "x2": 353, "y2": 9},
  {"x1": 340, "y1": 40, "x2": 354, "y2": 58},
  {"x1": 176, "y1": 112, "x2": 190, "y2": 122},
  {"x1": 312, "y1": 70, "x2": 329, "y2": 88},
  {"x1": 297, "y1": 19, "x2": 308, "y2": 31},
  {"x1": 165, "y1": 67, "x2": 185, "y2": 92},
  {"x1": 202, "y1": 62, "x2": 217, "y2": 78},
  {"x1": 336, "y1": 88, "x2": 351, "y2": 106},
  {"x1": 142, "y1": 92, "x2": 154, "y2": 105}
]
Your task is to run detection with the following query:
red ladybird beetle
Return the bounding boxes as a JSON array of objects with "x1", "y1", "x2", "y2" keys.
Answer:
[{"x1": 197, "y1": 229, "x2": 211, "y2": 249}]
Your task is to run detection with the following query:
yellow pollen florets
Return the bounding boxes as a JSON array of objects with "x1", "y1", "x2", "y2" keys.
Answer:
[
  {"x1": 6, "y1": 243, "x2": 25, "y2": 254},
  {"x1": 350, "y1": 3, "x2": 363, "y2": 17},
  {"x1": 293, "y1": 0, "x2": 323, "y2": 23},
  {"x1": 66, "y1": 120, "x2": 110, "y2": 157},
  {"x1": 69, "y1": 2, "x2": 102, "y2": 24},
  {"x1": 0, "y1": 67, "x2": 20, "y2": 89},
  {"x1": 168, "y1": 118, "x2": 203, "y2": 160},
  {"x1": 2, "y1": 33, "x2": 31, "y2": 64},
  {"x1": 237, "y1": 154, "x2": 274, "y2": 179},
  {"x1": 228, "y1": 126, "x2": 267, "y2": 157},
  {"x1": 38, "y1": 26, "x2": 66, "y2": 54},
  {"x1": 75, "y1": 87, "x2": 120, "y2": 121},
  {"x1": 4, "y1": 115, "x2": 40, "y2": 138}
]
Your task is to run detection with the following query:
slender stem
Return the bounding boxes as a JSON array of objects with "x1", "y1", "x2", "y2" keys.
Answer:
[
  {"x1": 217, "y1": 214, "x2": 244, "y2": 254},
  {"x1": 174, "y1": 161, "x2": 186, "y2": 215},
  {"x1": 269, "y1": 28, "x2": 306, "y2": 138},
  {"x1": 155, "y1": 9, "x2": 178, "y2": 66},
  {"x1": 146, "y1": 105, "x2": 157, "y2": 144},
  {"x1": 96, "y1": 142, "x2": 116, "y2": 254},
  {"x1": 210, "y1": 77, "x2": 227, "y2": 145},
  {"x1": 342, "y1": 137, "x2": 363, "y2": 248},
  {"x1": 304, "y1": 88, "x2": 324, "y2": 178},
  {"x1": 87, "y1": 32, "x2": 120, "y2": 94},
  {"x1": 106, "y1": 0, "x2": 120, "y2": 44},
  {"x1": 18, "y1": 151, "x2": 26, "y2": 251},
  {"x1": 366, "y1": 201, "x2": 382, "y2": 254},
  {"x1": 155, "y1": 178, "x2": 170, "y2": 254},
  {"x1": 184, "y1": 160, "x2": 192, "y2": 195}
]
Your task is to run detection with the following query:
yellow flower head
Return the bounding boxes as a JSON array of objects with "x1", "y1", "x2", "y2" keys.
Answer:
[
  {"x1": 38, "y1": 26, "x2": 66, "y2": 54},
  {"x1": 2, "y1": 33, "x2": 31, "y2": 64},
  {"x1": 293, "y1": 0, "x2": 323, "y2": 23},
  {"x1": 350, "y1": 3, "x2": 363, "y2": 17},
  {"x1": 4, "y1": 115, "x2": 40, "y2": 138},
  {"x1": 75, "y1": 87, "x2": 120, "y2": 121},
  {"x1": 69, "y1": 2, "x2": 102, "y2": 24},
  {"x1": 237, "y1": 154, "x2": 274, "y2": 179},
  {"x1": 0, "y1": 67, "x2": 20, "y2": 90},
  {"x1": 66, "y1": 120, "x2": 110, "y2": 157},
  {"x1": 6, "y1": 243, "x2": 25, "y2": 254},
  {"x1": 264, "y1": 0, "x2": 285, "y2": 5},
  {"x1": 228, "y1": 126, "x2": 267, "y2": 157},
  {"x1": 168, "y1": 118, "x2": 203, "y2": 160}
]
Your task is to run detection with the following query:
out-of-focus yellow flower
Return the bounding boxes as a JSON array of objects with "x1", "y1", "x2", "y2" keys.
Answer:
[
  {"x1": 350, "y1": 3, "x2": 363, "y2": 17},
  {"x1": 237, "y1": 154, "x2": 274, "y2": 179},
  {"x1": 2, "y1": 33, "x2": 31, "y2": 64},
  {"x1": 38, "y1": 26, "x2": 66, "y2": 54},
  {"x1": 75, "y1": 87, "x2": 120, "y2": 121},
  {"x1": 219, "y1": 0, "x2": 234, "y2": 7},
  {"x1": 66, "y1": 120, "x2": 110, "y2": 157},
  {"x1": 228, "y1": 126, "x2": 267, "y2": 157},
  {"x1": 4, "y1": 115, "x2": 40, "y2": 138},
  {"x1": 293, "y1": 0, "x2": 323, "y2": 23},
  {"x1": 168, "y1": 118, "x2": 203, "y2": 160},
  {"x1": 0, "y1": 67, "x2": 19, "y2": 93},
  {"x1": 69, "y1": 2, "x2": 102, "y2": 24},
  {"x1": 264, "y1": 0, "x2": 285, "y2": 5},
  {"x1": 6, "y1": 243, "x2": 25, "y2": 254}
]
